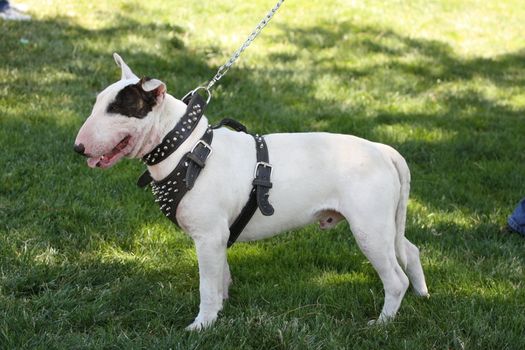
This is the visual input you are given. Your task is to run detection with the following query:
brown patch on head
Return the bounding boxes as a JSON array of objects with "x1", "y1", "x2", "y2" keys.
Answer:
[{"x1": 106, "y1": 77, "x2": 157, "y2": 118}]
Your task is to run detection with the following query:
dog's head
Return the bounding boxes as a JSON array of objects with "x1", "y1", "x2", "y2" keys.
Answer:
[{"x1": 74, "y1": 53, "x2": 168, "y2": 168}]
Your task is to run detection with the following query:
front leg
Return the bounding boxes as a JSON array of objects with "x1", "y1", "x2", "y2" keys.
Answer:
[
  {"x1": 223, "y1": 259, "x2": 232, "y2": 300},
  {"x1": 186, "y1": 235, "x2": 227, "y2": 331}
]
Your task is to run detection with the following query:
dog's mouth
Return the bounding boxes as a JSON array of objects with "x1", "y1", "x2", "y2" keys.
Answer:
[{"x1": 87, "y1": 135, "x2": 133, "y2": 169}]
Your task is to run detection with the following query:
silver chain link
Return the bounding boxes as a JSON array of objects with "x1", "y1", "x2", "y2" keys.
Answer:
[
  {"x1": 207, "y1": 0, "x2": 285, "y2": 91},
  {"x1": 184, "y1": 0, "x2": 285, "y2": 103}
]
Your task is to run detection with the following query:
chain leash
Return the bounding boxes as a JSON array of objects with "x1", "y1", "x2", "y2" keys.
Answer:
[{"x1": 183, "y1": 0, "x2": 285, "y2": 103}]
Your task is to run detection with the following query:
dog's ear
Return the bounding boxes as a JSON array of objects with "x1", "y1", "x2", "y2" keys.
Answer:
[
  {"x1": 140, "y1": 77, "x2": 167, "y2": 104},
  {"x1": 113, "y1": 53, "x2": 139, "y2": 80}
]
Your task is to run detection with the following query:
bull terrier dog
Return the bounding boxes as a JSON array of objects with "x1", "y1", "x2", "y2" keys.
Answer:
[{"x1": 74, "y1": 54, "x2": 429, "y2": 330}]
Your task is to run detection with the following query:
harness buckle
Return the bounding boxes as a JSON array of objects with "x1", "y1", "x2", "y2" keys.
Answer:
[
  {"x1": 191, "y1": 140, "x2": 213, "y2": 159},
  {"x1": 254, "y1": 161, "x2": 272, "y2": 178}
]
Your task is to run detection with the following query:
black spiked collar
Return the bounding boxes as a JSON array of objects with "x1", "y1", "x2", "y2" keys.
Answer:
[{"x1": 142, "y1": 93, "x2": 206, "y2": 166}]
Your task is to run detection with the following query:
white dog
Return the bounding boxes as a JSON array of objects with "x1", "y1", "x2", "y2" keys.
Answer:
[{"x1": 74, "y1": 54, "x2": 428, "y2": 330}]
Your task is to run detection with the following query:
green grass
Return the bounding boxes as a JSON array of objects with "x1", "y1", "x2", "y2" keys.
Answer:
[{"x1": 1, "y1": 0, "x2": 525, "y2": 348}]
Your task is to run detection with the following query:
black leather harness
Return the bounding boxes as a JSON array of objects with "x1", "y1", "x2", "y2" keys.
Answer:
[{"x1": 137, "y1": 93, "x2": 274, "y2": 247}]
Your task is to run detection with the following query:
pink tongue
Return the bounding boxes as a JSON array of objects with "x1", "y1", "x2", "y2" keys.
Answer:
[{"x1": 85, "y1": 136, "x2": 130, "y2": 169}]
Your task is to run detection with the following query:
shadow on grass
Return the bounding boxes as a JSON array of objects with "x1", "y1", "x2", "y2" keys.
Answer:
[{"x1": 2, "y1": 219, "x2": 524, "y2": 343}]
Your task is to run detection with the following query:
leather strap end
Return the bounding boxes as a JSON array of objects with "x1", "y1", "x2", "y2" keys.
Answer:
[
  {"x1": 186, "y1": 152, "x2": 206, "y2": 168},
  {"x1": 137, "y1": 170, "x2": 153, "y2": 188},
  {"x1": 260, "y1": 203, "x2": 274, "y2": 216}
]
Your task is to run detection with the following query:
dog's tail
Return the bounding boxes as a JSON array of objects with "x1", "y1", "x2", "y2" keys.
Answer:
[{"x1": 383, "y1": 145, "x2": 411, "y2": 270}]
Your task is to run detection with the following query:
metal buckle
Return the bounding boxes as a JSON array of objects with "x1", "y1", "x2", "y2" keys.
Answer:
[
  {"x1": 191, "y1": 140, "x2": 213, "y2": 159},
  {"x1": 254, "y1": 161, "x2": 272, "y2": 178}
]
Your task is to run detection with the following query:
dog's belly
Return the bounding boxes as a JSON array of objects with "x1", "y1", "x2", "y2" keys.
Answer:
[{"x1": 238, "y1": 209, "x2": 320, "y2": 241}]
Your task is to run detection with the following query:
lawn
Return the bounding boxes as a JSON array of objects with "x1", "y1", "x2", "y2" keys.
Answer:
[{"x1": 1, "y1": 0, "x2": 524, "y2": 348}]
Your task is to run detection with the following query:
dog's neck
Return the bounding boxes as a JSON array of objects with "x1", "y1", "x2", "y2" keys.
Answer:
[{"x1": 143, "y1": 94, "x2": 209, "y2": 181}]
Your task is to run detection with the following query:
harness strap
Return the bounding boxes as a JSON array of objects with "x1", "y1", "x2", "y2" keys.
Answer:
[
  {"x1": 212, "y1": 118, "x2": 248, "y2": 133},
  {"x1": 137, "y1": 167, "x2": 154, "y2": 188},
  {"x1": 252, "y1": 136, "x2": 274, "y2": 216},
  {"x1": 226, "y1": 131, "x2": 274, "y2": 248},
  {"x1": 228, "y1": 190, "x2": 258, "y2": 247},
  {"x1": 185, "y1": 133, "x2": 213, "y2": 190}
]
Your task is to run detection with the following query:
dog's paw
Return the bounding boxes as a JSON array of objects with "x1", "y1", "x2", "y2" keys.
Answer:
[
  {"x1": 367, "y1": 314, "x2": 392, "y2": 326},
  {"x1": 185, "y1": 322, "x2": 204, "y2": 332},
  {"x1": 413, "y1": 286, "x2": 430, "y2": 298},
  {"x1": 367, "y1": 319, "x2": 382, "y2": 326},
  {"x1": 185, "y1": 315, "x2": 217, "y2": 331},
  {"x1": 415, "y1": 291, "x2": 430, "y2": 298}
]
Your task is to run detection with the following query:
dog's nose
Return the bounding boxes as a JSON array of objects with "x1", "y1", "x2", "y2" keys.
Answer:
[{"x1": 74, "y1": 143, "x2": 86, "y2": 156}]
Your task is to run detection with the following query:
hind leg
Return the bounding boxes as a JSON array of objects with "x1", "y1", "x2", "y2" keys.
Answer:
[
  {"x1": 348, "y1": 219, "x2": 410, "y2": 323},
  {"x1": 403, "y1": 238, "x2": 429, "y2": 297}
]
